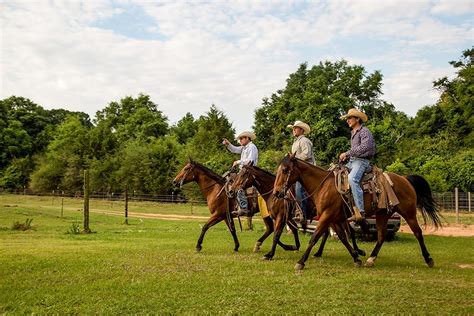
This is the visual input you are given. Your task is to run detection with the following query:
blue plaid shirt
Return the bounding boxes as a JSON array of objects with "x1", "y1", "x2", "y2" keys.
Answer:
[{"x1": 345, "y1": 125, "x2": 376, "y2": 159}]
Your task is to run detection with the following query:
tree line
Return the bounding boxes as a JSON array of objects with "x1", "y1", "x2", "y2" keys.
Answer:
[{"x1": 1, "y1": 48, "x2": 472, "y2": 196}]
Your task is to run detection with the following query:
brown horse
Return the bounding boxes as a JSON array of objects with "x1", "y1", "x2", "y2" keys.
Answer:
[
  {"x1": 273, "y1": 154, "x2": 442, "y2": 271},
  {"x1": 228, "y1": 164, "x2": 301, "y2": 260},
  {"x1": 230, "y1": 164, "x2": 366, "y2": 260},
  {"x1": 172, "y1": 160, "x2": 272, "y2": 252}
]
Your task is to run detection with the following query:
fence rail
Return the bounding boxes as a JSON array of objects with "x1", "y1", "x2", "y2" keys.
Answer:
[
  {"x1": 3, "y1": 190, "x2": 207, "y2": 205},
  {"x1": 2, "y1": 189, "x2": 472, "y2": 211}
]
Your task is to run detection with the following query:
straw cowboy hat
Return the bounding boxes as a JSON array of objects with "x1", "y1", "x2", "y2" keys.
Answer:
[
  {"x1": 340, "y1": 108, "x2": 368, "y2": 122},
  {"x1": 287, "y1": 120, "x2": 311, "y2": 134},
  {"x1": 236, "y1": 131, "x2": 256, "y2": 140}
]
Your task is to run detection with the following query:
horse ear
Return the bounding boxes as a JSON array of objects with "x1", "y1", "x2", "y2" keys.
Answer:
[{"x1": 188, "y1": 156, "x2": 194, "y2": 164}]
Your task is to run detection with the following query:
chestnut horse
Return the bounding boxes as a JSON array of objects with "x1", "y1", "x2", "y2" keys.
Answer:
[
  {"x1": 172, "y1": 160, "x2": 272, "y2": 252},
  {"x1": 228, "y1": 164, "x2": 301, "y2": 260},
  {"x1": 273, "y1": 154, "x2": 442, "y2": 271}
]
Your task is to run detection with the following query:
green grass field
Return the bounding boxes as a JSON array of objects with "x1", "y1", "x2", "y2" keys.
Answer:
[{"x1": 1, "y1": 194, "x2": 473, "y2": 314}]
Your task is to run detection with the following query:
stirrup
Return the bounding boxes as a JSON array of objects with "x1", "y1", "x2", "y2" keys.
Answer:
[
  {"x1": 347, "y1": 213, "x2": 365, "y2": 222},
  {"x1": 232, "y1": 209, "x2": 249, "y2": 216}
]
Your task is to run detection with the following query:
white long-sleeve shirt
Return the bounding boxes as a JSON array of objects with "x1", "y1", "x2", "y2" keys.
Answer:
[{"x1": 226, "y1": 142, "x2": 258, "y2": 168}]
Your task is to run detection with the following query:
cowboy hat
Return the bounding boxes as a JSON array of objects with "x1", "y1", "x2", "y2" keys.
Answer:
[
  {"x1": 340, "y1": 108, "x2": 368, "y2": 122},
  {"x1": 236, "y1": 131, "x2": 256, "y2": 140},
  {"x1": 287, "y1": 120, "x2": 311, "y2": 134}
]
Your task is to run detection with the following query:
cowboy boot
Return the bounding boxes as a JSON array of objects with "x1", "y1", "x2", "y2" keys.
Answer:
[{"x1": 347, "y1": 206, "x2": 365, "y2": 222}]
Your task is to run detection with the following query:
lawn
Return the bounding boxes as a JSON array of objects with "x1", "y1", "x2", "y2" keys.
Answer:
[{"x1": 1, "y1": 194, "x2": 473, "y2": 314}]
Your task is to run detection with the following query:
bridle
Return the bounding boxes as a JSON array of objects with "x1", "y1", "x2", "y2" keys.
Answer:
[
  {"x1": 178, "y1": 165, "x2": 195, "y2": 188},
  {"x1": 234, "y1": 166, "x2": 273, "y2": 197}
]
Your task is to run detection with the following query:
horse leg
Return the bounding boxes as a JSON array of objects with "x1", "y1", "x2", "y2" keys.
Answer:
[
  {"x1": 254, "y1": 216, "x2": 274, "y2": 252},
  {"x1": 276, "y1": 218, "x2": 300, "y2": 251},
  {"x1": 196, "y1": 214, "x2": 223, "y2": 252},
  {"x1": 365, "y1": 211, "x2": 390, "y2": 267},
  {"x1": 313, "y1": 229, "x2": 329, "y2": 258},
  {"x1": 287, "y1": 218, "x2": 301, "y2": 251},
  {"x1": 347, "y1": 222, "x2": 366, "y2": 256},
  {"x1": 224, "y1": 217, "x2": 240, "y2": 252},
  {"x1": 332, "y1": 222, "x2": 362, "y2": 267},
  {"x1": 295, "y1": 214, "x2": 330, "y2": 271},
  {"x1": 403, "y1": 210, "x2": 435, "y2": 267},
  {"x1": 263, "y1": 216, "x2": 286, "y2": 260}
]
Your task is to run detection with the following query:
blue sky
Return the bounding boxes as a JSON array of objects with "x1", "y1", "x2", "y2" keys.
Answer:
[{"x1": 2, "y1": 0, "x2": 473, "y2": 133}]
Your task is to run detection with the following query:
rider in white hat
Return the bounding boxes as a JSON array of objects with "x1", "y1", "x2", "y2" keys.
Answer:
[
  {"x1": 287, "y1": 121, "x2": 315, "y2": 223},
  {"x1": 223, "y1": 131, "x2": 259, "y2": 216}
]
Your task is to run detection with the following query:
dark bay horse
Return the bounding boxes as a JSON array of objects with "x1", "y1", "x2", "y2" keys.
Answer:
[
  {"x1": 273, "y1": 154, "x2": 442, "y2": 271},
  {"x1": 228, "y1": 164, "x2": 301, "y2": 260},
  {"x1": 230, "y1": 164, "x2": 365, "y2": 260},
  {"x1": 172, "y1": 160, "x2": 271, "y2": 252}
]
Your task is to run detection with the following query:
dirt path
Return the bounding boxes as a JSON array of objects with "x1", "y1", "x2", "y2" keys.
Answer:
[{"x1": 399, "y1": 224, "x2": 474, "y2": 237}]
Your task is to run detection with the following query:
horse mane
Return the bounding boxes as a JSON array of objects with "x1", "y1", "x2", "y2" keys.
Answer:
[
  {"x1": 250, "y1": 165, "x2": 275, "y2": 178},
  {"x1": 191, "y1": 161, "x2": 226, "y2": 184},
  {"x1": 282, "y1": 154, "x2": 328, "y2": 173},
  {"x1": 295, "y1": 158, "x2": 328, "y2": 172}
]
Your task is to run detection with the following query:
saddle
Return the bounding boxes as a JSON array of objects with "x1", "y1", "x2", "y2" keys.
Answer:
[{"x1": 333, "y1": 164, "x2": 400, "y2": 211}]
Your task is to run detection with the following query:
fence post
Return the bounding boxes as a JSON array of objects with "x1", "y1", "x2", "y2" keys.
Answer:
[
  {"x1": 455, "y1": 187, "x2": 459, "y2": 224},
  {"x1": 83, "y1": 169, "x2": 91, "y2": 233},
  {"x1": 61, "y1": 194, "x2": 64, "y2": 218},
  {"x1": 124, "y1": 187, "x2": 129, "y2": 225},
  {"x1": 468, "y1": 192, "x2": 471, "y2": 213}
]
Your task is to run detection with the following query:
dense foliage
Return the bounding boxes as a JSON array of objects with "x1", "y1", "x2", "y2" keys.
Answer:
[{"x1": 0, "y1": 49, "x2": 472, "y2": 194}]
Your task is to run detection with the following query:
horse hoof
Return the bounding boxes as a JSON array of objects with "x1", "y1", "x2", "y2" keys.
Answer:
[
  {"x1": 365, "y1": 257, "x2": 376, "y2": 267},
  {"x1": 357, "y1": 249, "x2": 366, "y2": 257},
  {"x1": 313, "y1": 252, "x2": 322, "y2": 258},
  {"x1": 294, "y1": 263, "x2": 305, "y2": 271},
  {"x1": 354, "y1": 260, "x2": 362, "y2": 268},
  {"x1": 261, "y1": 255, "x2": 272, "y2": 261},
  {"x1": 427, "y1": 258, "x2": 435, "y2": 268},
  {"x1": 196, "y1": 246, "x2": 202, "y2": 253},
  {"x1": 253, "y1": 242, "x2": 262, "y2": 253}
]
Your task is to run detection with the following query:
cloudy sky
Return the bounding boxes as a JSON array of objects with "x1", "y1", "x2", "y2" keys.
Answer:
[{"x1": 1, "y1": 0, "x2": 473, "y2": 133}]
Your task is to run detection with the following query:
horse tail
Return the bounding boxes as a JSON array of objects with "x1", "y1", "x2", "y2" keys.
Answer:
[{"x1": 406, "y1": 175, "x2": 442, "y2": 228}]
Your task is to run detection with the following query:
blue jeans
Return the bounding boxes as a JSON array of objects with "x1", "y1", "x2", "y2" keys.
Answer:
[
  {"x1": 346, "y1": 158, "x2": 371, "y2": 213},
  {"x1": 237, "y1": 189, "x2": 248, "y2": 210},
  {"x1": 295, "y1": 182, "x2": 308, "y2": 218}
]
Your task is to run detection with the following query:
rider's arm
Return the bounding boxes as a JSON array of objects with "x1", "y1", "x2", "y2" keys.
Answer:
[{"x1": 226, "y1": 143, "x2": 243, "y2": 154}]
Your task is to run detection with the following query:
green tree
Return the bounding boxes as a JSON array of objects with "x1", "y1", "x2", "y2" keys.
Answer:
[
  {"x1": 170, "y1": 113, "x2": 198, "y2": 144},
  {"x1": 30, "y1": 115, "x2": 90, "y2": 192},
  {"x1": 185, "y1": 105, "x2": 235, "y2": 174},
  {"x1": 253, "y1": 60, "x2": 397, "y2": 166},
  {"x1": 95, "y1": 94, "x2": 168, "y2": 143}
]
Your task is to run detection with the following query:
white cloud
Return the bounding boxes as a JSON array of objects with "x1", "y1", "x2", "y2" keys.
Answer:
[
  {"x1": 1, "y1": 0, "x2": 472, "y2": 132},
  {"x1": 383, "y1": 61, "x2": 452, "y2": 116},
  {"x1": 431, "y1": 0, "x2": 474, "y2": 15}
]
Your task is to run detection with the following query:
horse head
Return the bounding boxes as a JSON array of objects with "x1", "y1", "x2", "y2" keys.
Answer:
[
  {"x1": 227, "y1": 163, "x2": 255, "y2": 197},
  {"x1": 172, "y1": 161, "x2": 196, "y2": 188},
  {"x1": 273, "y1": 153, "x2": 298, "y2": 199}
]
